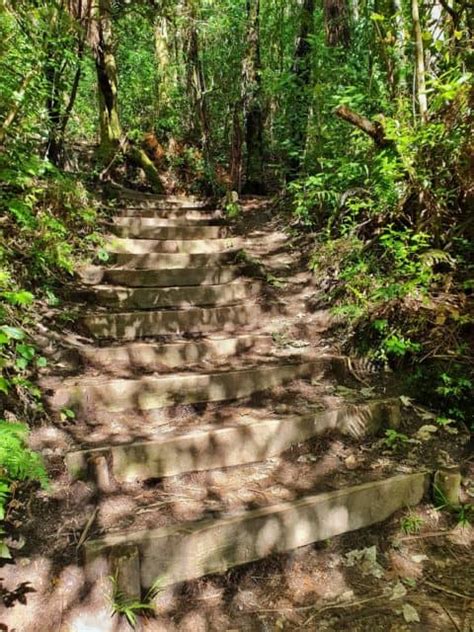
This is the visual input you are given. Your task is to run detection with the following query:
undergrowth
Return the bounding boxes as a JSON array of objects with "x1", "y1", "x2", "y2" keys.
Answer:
[
  {"x1": 292, "y1": 67, "x2": 473, "y2": 429},
  {"x1": 0, "y1": 147, "x2": 103, "y2": 556}
]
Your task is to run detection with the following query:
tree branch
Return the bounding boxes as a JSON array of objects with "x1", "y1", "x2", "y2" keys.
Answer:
[{"x1": 333, "y1": 104, "x2": 390, "y2": 147}]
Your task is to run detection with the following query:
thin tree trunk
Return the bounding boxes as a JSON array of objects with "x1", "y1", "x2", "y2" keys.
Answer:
[
  {"x1": 392, "y1": 0, "x2": 408, "y2": 93},
  {"x1": 94, "y1": 0, "x2": 123, "y2": 161},
  {"x1": 183, "y1": 0, "x2": 211, "y2": 165},
  {"x1": 155, "y1": 15, "x2": 174, "y2": 122},
  {"x1": 0, "y1": 70, "x2": 35, "y2": 146},
  {"x1": 412, "y1": 0, "x2": 428, "y2": 122},
  {"x1": 230, "y1": 105, "x2": 243, "y2": 191},
  {"x1": 243, "y1": 0, "x2": 265, "y2": 195},
  {"x1": 289, "y1": 0, "x2": 315, "y2": 177}
]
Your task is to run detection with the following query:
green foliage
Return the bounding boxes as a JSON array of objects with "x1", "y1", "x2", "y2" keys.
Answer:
[
  {"x1": 109, "y1": 576, "x2": 162, "y2": 627},
  {"x1": 434, "y1": 485, "x2": 473, "y2": 528},
  {"x1": 383, "y1": 429, "x2": 410, "y2": 450},
  {"x1": 0, "y1": 420, "x2": 48, "y2": 558},
  {"x1": 400, "y1": 512, "x2": 424, "y2": 535}
]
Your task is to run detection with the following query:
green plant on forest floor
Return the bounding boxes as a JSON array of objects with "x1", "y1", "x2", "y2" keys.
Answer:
[
  {"x1": 109, "y1": 576, "x2": 162, "y2": 627},
  {"x1": 434, "y1": 485, "x2": 473, "y2": 528},
  {"x1": 0, "y1": 421, "x2": 48, "y2": 558},
  {"x1": 400, "y1": 512, "x2": 424, "y2": 535},
  {"x1": 383, "y1": 429, "x2": 410, "y2": 450}
]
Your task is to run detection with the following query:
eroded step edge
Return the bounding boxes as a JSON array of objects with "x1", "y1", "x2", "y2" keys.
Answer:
[
  {"x1": 83, "y1": 303, "x2": 269, "y2": 339},
  {"x1": 107, "y1": 237, "x2": 241, "y2": 255},
  {"x1": 111, "y1": 225, "x2": 227, "y2": 240},
  {"x1": 79, "y1": 334, "x2": 273, "y2": 372},
  {"x1": 66, "y1": 398, "x2": 401, "y2": 482},
  {"x1": 108, "y1": 251, "x2": 239, "y2": 270},
  {"x1": 78, "y1": 281, "x2": 260, "y2": 310},
  {"x1": 49, "y1": 360, "x2": 323, "y2": 413},
  {"x1": 85, "y1": 472, "x2": 429, "y2": 589}
]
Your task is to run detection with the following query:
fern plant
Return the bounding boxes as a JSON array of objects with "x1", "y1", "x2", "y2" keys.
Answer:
[
  {"x1": 109, "y1": 575, "x2": 162, "y2": 627},
  {"x1": 0, "y1": 420, "x2": 48, "y2": 558}
]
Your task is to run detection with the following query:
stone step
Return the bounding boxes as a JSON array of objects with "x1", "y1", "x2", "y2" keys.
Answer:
[
  {"x1": 79, "y1": 334, "x2": 273, "y2": 373},
  {"x1": 111, "y1": 223, "x2": 227, "y2": 241},
  {"x1": 49, "y1": 361, "x2": 319, "y2": 413},
  {"x1": 85, "y1": 472, "x2": 429, "y2": 589},
  {"x1": 67, "y1": 398, "x2": 400, "y2": 482},
  {"x1": 112, "y1": 188, "x2": 210, "y2": 209},
  {"x1": 116, "y1": 208, "x2": 220, "y2": 220},
  {"x1": 102, "y1": 266, "x2": 239, "y2": 288},
  {"x1": 109, "y1": 251, "x2": 239, "y2": 269},
  {"x1": 83, "y1": 303, "x2": 265, "y2": 339},
  {"x1": 107, "y1": 237, "x2": 240, "y2": 255},
  {"x1": 79, "y1": 281, "x2": 259, "y2": 310},
  {"x1": 112, "y1": 213, "x2": 223, "y2": 226}
]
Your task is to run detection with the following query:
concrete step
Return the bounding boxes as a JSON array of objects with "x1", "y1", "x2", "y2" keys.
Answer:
[
  {"x1": 116, "y1": 208, "x2": 220, "y2": 220},
  {"x1": 79, "y1": 334, "x2": 273, "y2": 373},
  {"x1": 108, "y1": 251, "x2": 239, "y2": 269},
  {"x1": 67, "y1": 398, "x2": 400, "y2": 482},
  {"x1": 102, "y1": 266, "x2": 239, "y2": 288},
  {"x1": 112, "y1": 189, "x2": 210, "y2": 209},
  {"x1": 111, "y1": 222, "x2": 227, "y2": 241},
  {"x1": 85, "y1": 472, "x2": 429, "y2": 589},
  {"x1": 49, "y1": 361, "x2": 319, "y2": 414},
  {"x1": 79, "y1": 281, "x2": 259, "y2": 310},
  {"x1": 112, "y1": 213, "x2": 223, "y2": 225},
  {"x1": 83, "y1": 303, "x2": 265, "y2": 339},
  {"x1": 107, "y1": 237, "x2": 240, "y2": 255}
]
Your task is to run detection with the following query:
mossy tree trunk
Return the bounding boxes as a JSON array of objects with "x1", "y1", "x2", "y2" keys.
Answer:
[{"x1": 94, "y1": 0, "x2": 122, "y2": 163}]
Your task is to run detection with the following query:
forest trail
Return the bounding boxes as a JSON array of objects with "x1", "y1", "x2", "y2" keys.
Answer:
[{"x1": 2, "y1": 191, "x2": 472, "y2": 632}]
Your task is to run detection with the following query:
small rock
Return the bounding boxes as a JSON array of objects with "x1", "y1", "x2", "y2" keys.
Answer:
[{"x1": 344, "y1": 455, "x2": 359, "y2": 470}]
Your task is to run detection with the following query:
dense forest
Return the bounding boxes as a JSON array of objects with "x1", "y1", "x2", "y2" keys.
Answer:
[{"x1": 0, "y1": 0, "x2": 473, "y2": 628}]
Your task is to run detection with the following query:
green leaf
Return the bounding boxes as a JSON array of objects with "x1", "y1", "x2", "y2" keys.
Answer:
[
  {"x1": 0, "y1": 326, "x2": 25, "y2": 341},
  {"x1": 2, "y1": 291, "x2": 35, "y2": 306},
  {"x1": 36, "y1": 356, "x2": 48, "y2": 368},
  {"x1": 0, "y1": 540, "x2": 12, "y2": 559},
  {"x1": 16, "y1": 343, "x2": 36, "y2": 361},
  {"x1": 0, "y1": 377, "x2": 10, "y2": 394}
]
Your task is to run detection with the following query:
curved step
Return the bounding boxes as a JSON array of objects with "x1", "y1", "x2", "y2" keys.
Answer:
[
  {"x1": 107, "y1": 237, "x2": 240, "y2": 255},
  {"x1": 80, "y1": 281, "x2": 260, "y2": 310},
  {"x1": 67, "y1": 398, "x2": 400, "y2": 482},
  {"x1": 111, "y1": 223, "x2": 227, "y2": 240},
  {"x1": 49, "y1": 361, "x2": 319, "y2": 413},
  {"x1": 109, "y1": 251, "x2": 239, "y2": 269},
  {"x1": 102, "y1": 266, "x2": 239, "y2": 288},
  {"x1": 79, "y1": 334, "x2": 273, "y2": 372},
  {"x1": 85, "y1": 472, "x2": 429, "y2": 589},
  {"x1": 83, "y1": 303, "x2": 265, "y2": 339}
]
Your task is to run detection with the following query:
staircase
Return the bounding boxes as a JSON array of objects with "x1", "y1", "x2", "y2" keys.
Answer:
[{"x1": 47, "y1": 191, "x2": 429, "y2": 599}]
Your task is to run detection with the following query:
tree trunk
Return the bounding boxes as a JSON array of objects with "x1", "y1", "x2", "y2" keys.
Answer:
[
  {"x1": 392, "y1": 0, "x2": 408, "y2": 93},
  {"x1": 243, "y1": 0, "x2": 265, "y2": 195},
  {"x1": 412, "y1": 0, "x2": 428, "y2": 122},
  {"x1": 155, "y1": 15, "x2": 174, "y2": 122},
  {"x1": 289, "y1": 0, "x2": 315, "y2": 177},
  {"x1": 324, "y1": 0, "x2": 351, "y2": 47},
  {"x1": 230, "y1": 105, "x2": 244, "y2": 192},
  {"x1": 94, "y1": 0, "x2": 123, "y2": 162},
  {"x1": 0, "y1": 70, "x2": 35, "y2": 146},
  {"x1": 183, "y1": 0, "x2": 211, "y2": 164}
]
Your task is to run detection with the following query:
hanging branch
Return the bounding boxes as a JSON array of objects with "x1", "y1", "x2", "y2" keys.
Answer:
[{"x1": 333, "y1": 104, "x2": 390, "y2": 147}]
